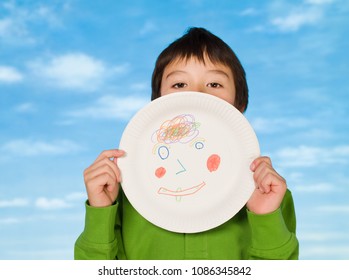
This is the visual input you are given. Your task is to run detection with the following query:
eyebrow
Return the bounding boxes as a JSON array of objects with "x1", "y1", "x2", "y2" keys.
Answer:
[
  {"x1": 165, "y1": 70, "x2": 186, "y2": 79},
  {"x1": 207, "y1": 70, "x2": 230, "y2": 78},
  {"x1": 165, "y1": 69, "x2": 230, "y2": 79}
]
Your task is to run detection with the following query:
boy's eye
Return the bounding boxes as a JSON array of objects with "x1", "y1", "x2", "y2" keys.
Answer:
[
  {"x1": 207, "y1": 82, "x2": 222, "y2": 88},
  {"x1": 173, "y1": 83, "x2": 187, "y2": 89}
]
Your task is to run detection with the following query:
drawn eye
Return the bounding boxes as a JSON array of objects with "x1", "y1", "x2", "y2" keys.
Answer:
[
  {"x1": 195, "y1": 141, "x2": 204, "y2": 150},
  {"x1": 158, "y1": 146, "x2": 169, "y2": 160}
]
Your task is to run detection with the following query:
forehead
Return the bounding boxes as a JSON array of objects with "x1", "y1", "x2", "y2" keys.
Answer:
[
  {"x1": 163, "y1": 55, "x2": 233, "y2": 76},
  {"x1": 167, "y1": 53, "x2": 226, "y2": 67}
]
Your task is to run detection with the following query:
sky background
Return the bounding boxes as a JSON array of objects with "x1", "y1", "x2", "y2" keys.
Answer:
[{"x1": 0, "y1": 0, "x2": 348, "y2": 260}]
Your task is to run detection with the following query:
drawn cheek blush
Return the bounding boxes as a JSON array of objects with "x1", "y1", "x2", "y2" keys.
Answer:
[
  {"x1": 155, "y1": 167, "x2": 166, "y2": 178},
  {"x1": 207, "y1": 154, "x2": 221, "y2": 172}
]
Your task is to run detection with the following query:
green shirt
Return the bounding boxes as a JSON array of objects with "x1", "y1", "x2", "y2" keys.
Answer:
[{"x1": 74, "y1": 190, "x2": 298, "y2": 260}]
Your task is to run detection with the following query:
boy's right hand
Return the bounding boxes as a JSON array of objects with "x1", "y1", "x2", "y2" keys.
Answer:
[{"x1": 83, "y1": 149, "x2": 125, "y2": 207}]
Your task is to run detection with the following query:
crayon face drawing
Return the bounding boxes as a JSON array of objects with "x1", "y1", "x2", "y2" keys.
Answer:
[{"x1": 151, "y1": 114, "x2": 221, "y2": 201}]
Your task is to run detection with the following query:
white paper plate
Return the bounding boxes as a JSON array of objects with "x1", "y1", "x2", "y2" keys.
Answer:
[{"x1": 118, "y1": 91, "x2": 260, "y2": 233}]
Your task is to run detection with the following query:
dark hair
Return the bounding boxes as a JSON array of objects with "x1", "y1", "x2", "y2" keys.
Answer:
[{"x1": 151, "y1": 27, "x2": 248, "y2": 112}]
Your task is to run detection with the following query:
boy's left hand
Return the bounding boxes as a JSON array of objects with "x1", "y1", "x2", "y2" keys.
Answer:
[{"x1": 246, "y1": 156, "x2": 287, "y2": 215}]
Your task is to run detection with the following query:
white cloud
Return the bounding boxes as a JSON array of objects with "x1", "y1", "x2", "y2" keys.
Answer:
[
  {"x1": 65, "y1": 192, "x2": 86, "y2": 201},
  {"x1": 139, "y1": 20, "x2": 157, "y2": 36},
  {"x1": 68, "y1": 95, "x2": 148, "y2": 121},
  {"x1": 0, "y1": 16, "x2": 34, "y2": 44},
  {"x1": 0, "y1": 66, "x2": 23, "y2": 83},
  {"x1": 305, "y1": 0, "x2": 334, "y2": 4},
  {"x1": 28, "y1": 53, "x2": 97, "y2": 90},
  {"x1": 0, "y1": 192, "x2": 85, "y2": 214},
  {"x1": 300, "y1": 245, "x2": 349, "y2": 259},
  {"x1": 275, "y1": 145, "x2": 349, "y2": 167},
  {"x1": 130, "y1": 82, "x2": 148, "y2": 91},
  {"x1": 35, "y1": 197, "x2": 72, "y2": 210},
  {"x1": 35, "y1": 192, "x2": 86, "y2": 210},
  {"x1": 251, "y1": 117, "x2": 311, "y2": 134},
  {"x1": 14, "y1": 102, "x2": 36, "y2": 113},
  {"x1": 240, "y1": 8, "x2": 259, "y2": 16},
  {"x1": 262, "y1": 0, "x2": 336, "y2": 33},
  {"x1": 0, "y1": 198, "x2": 29, "y2": 208},
  {"x1": 0, "y1": 217, "x2": 20, "y2": 224},
  {"x1": 0, "y1": 1, "x2": 64, "y2": 44},
  {"x1": 33, "y1": 5, "x2": 63, "y2": 27},
  {"x1": 299, "y1": 231, "x2": 349, "y2": 242},
  {"x1": 271, "y1": 7, "x2": 323, "y2": 32},
  {"x1": 28, "y1": 53, "x2": 129, "y2": 92},
  {"x1": 8, "y1": 248, "x2": 74, "y2": 260},
  {"x1": 316, "y1": 205, "x2": 349, "y2": 213},
  {"x1": 296, "y1": 128, "x2": 334, "y2": 141},
  {"x1": 293, "y1": 183, "x2": 336, "y2": 193},
  {"x1": 0, "y1": 139, "x2": 82, "y2": 157}
]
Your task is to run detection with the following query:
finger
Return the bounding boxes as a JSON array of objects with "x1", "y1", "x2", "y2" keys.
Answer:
[
  {"x1": 113, "y1": 157, "x2": 122, "y2": 182},
  {"x1": 87, "y1": 173, "x2": 118, "y2": 194},
  {"x1": 84, "y1": 157, "x2": 121, "y2": 182},
  {"x1": 87, "y1": 158, "x2": 120, "y2": 180},
  {"x1": 94, "y1": 149, "x2": 125, "y2": 163},
  {"x1": 256, "y1": 167, "x2": 286, "y2": 194},
  {"x1": 252, "y1": 160, "x2": 270, "y2": 185},
  {"x1": 85, "y1": 165, "x2": 117, "y2": 186},
  {"x1": 259, "y1": 172, "x2": 274, "y2": 194},
  {"x1": 107, "y1": 182, "x2": 120, "y2": 192},
  {"x1": 252, "y1": 161, "x2": 279, "y2": 193},
  {"x1": 85, "y1": 165, "x2": 117, "y2": 185},
  {"x1": 250, "y1": 156, "x2": 272, "y2": 171}
]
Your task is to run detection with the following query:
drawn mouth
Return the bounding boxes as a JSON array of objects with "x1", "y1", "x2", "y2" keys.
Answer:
[{"x1": 157, "y1": 181, "x2": 206, "y2": 197}]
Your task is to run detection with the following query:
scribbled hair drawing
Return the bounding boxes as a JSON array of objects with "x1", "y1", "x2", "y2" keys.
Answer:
[{"x1": 152, "y1": 114, "x2": 200, "y2": 145}]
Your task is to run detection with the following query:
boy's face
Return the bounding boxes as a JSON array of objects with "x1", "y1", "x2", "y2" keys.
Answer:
[{"x1": 160, "y1": 55, "x2": 237, "y2": 108}]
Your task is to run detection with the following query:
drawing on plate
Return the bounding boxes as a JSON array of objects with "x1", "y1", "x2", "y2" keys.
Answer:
[
  {"x1": 151, "y1": 114, "x2": 221, "y2": 201},
  {"x1": 152, "y1": 114, "x2": 200, "y2": 144}
]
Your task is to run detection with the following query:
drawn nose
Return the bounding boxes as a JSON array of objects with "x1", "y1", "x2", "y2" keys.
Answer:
[{"x1": 175, "y1": 159, "x2": 187, "y2": 175}]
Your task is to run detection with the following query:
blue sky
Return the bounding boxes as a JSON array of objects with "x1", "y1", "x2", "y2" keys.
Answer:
[{"x1": 0, "y1": 0, "x2": 348, "y2": 260}]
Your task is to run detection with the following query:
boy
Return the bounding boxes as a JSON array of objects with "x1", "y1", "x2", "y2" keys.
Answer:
[{"x1": 75, "y1": 27, "x2": 299, "y2": 260}]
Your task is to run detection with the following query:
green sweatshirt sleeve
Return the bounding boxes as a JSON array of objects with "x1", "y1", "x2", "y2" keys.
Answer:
[
  {"x1": 247, "y1": 190, "x2": 299, "y2": 260},
  {"x1": 74, "y1": 201, "x2": 119, "y2": 260}
]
